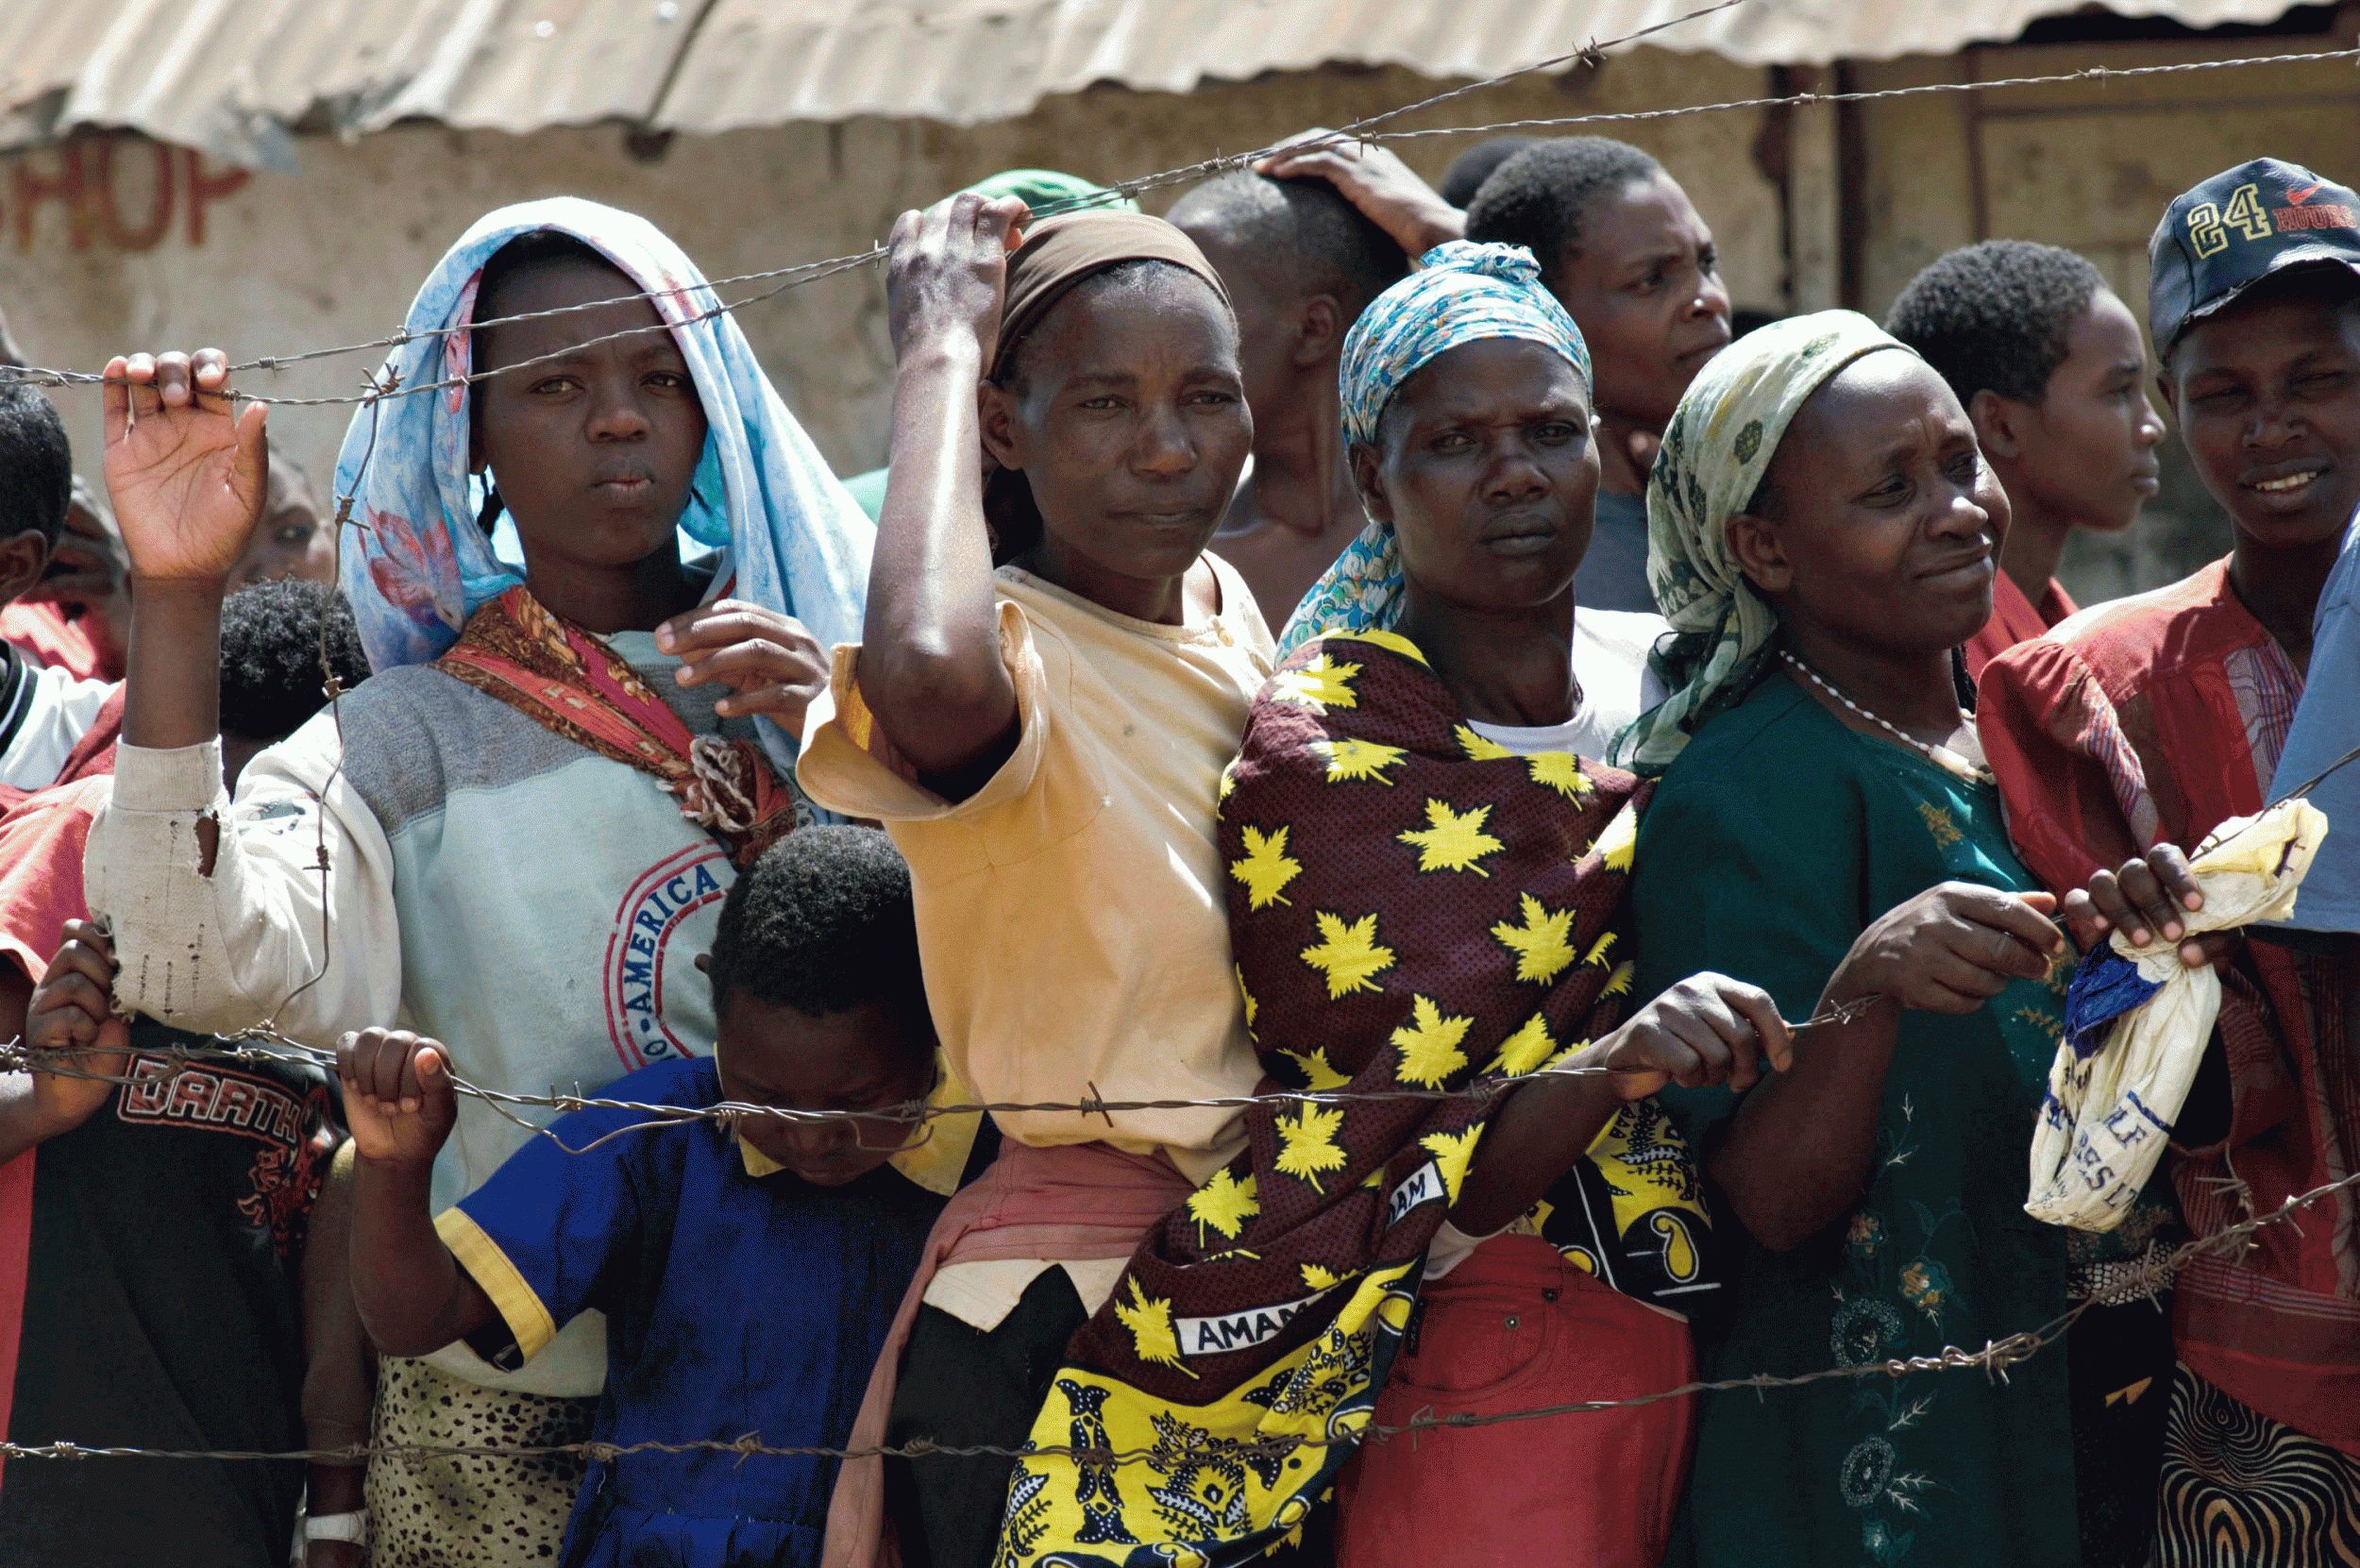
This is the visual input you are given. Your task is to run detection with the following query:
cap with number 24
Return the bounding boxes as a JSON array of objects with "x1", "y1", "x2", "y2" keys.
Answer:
[{"x1": 2149, "y1": 157, "x2": 2360, "y2": 356}]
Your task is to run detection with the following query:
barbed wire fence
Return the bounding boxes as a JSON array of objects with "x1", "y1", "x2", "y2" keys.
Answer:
[
  {"x1": 0, "y1": 0, "x2": 2350, "y2": 1485},
  {"x1": 0, "y1": 1160, "x2": 2348, "y2": 1473},
  {"x1": 2, "y1": 28, "x2": 2357, "y2": 410}
]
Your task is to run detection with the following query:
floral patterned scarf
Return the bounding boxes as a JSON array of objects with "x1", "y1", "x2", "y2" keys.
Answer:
[{"x1": 437, "y1": 584, "x2": 806, "y2": 868}]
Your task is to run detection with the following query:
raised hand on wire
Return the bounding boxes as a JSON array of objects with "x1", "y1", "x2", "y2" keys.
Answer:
[
  {"x1": 336, "y1": 1027, "x2": 502, "y2": 1357},
  {"x1": 339, "y1": 1026, "x2": 461, "y2": 1169},
  {"x1": 103, "y1": 348, "x2": 265, "y2": 761},
  {"x1": 103, "y1": 348, "x2": 267, "y2": 587},
  {"x1": 866, "y1": 192, "x2": 1032, "y2": 789}
]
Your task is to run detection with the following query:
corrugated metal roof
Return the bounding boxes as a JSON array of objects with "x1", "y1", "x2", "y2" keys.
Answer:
[
  {"x1": 652, "y1": 0, "x2": 2316, "y2": 131},
  {"x1": 0, "y1": 0, "x2": 2322, "y2": 163},
  {"x1": 0, "y1": 0, "x2": 699, "y2": 164}
]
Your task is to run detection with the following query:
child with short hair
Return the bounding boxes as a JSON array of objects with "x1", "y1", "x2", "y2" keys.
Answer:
[
  {"x1": 1885, "y1": 240, "x2": 2167, "y2": 674},
  {"x1": 342, "y1": 826, "x2": 951, "y2": 1568},
  {"x1": 215, "y1": 576, "x2": 370, "y2": 789},
  {"x1": 1981, "y1": 156, "x2": 2360, "y2": 1540},
  {"x1": 0, "y1": 383, "x2": 111, "y2": 792}
]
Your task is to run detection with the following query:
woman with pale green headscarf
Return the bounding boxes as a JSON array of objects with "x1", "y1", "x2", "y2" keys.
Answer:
[{"x1": 1622, "y1": 312, "x2": 2179, "y2": 1567}]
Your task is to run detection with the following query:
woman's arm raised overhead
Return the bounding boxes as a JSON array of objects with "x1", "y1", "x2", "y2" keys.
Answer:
[
  {"x1": 85, "y1": 348, "x2": 403, "y2": 1043},
  {"x1": 860, "y1": 194, "x2": 1030, "y2": 794}
]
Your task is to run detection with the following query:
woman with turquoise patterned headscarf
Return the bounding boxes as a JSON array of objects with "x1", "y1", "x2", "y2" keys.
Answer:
[
  {"x1": 1620, "y1": 311, "x2": 2180, "y2": 1567},
  {"x1": 1279, "y1": 241, "x2": 1588, "y2": 655},
  {"x1": 1102, "y1": 240, "x2": 1793, "y2": 1568}
]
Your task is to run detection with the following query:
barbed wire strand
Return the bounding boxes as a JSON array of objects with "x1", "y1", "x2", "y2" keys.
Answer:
[
  {"x1": 0, "y1": 995, "x2": 1893, "y2": 1153},
  {"x1": 2, "y1": 1160, "x2": 2349, "y2": 1472},
  {"x1": 1, "y1": 36, "x2": 2356, "y2": 410},
  {"x1": 0, "y1": 0, "x2": 1742, "y2": 399}
]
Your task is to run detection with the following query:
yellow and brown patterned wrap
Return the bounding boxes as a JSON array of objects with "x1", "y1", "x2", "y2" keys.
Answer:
[{"x1": 995, "y1": 629, "x2": 1714, "y2": 1566}]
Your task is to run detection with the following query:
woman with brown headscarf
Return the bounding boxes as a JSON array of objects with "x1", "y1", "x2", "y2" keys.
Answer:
[{"x1": 799, "y1": 200, "x2": 1275, "y2": 1566}]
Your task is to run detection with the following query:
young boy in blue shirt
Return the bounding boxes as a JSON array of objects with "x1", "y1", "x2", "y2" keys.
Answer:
[{"x1": 339, "y1": 826, "x2": 952, "y2": 1568}]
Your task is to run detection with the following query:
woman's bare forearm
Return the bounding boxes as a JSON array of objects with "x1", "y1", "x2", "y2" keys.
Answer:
[
  {"x1": 122, "y1": 579, "x2": 224, "y2": 752},
  {"x1": 860, "y1": 337, "x2": 1018, "y2": 781},
  {"x1": 1449, "y1": 1071, "x2": 1627, "y2": 1237},
  {"x1": 1710, "y1": 993, "x2": 1898, "y2": 1252}
]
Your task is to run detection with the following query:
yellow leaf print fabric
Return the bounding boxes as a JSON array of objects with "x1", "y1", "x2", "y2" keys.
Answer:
[{"x1": 998, "y1": 631, "x2": 1714, "y2": 1566}]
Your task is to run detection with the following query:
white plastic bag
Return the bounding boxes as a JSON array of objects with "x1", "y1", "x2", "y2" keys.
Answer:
[{"x1": 2025, "y1": 799, "x2": 2328, "y2": 1231}]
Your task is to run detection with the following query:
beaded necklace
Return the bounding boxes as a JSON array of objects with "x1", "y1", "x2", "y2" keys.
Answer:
[{"x1": 1779, "y1": 649, "x2": 1993, "y2": 785}]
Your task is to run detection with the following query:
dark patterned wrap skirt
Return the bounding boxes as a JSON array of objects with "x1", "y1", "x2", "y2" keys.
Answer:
[{"x1": 2156, "y1": 1362, "x2": 2360, "y2": 1567}]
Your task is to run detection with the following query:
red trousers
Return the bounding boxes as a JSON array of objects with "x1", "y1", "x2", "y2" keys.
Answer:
[{"x1": 1335, "y1": 1235, "x2": 1696, "y2": 1568}]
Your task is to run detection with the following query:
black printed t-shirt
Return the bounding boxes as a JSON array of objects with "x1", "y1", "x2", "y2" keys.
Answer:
[{"x1": 0, "y1": 1020, "x2": 339, "y2": 1567}]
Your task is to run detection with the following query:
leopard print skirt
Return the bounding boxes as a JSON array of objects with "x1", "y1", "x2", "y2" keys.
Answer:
[{"x1": 364, "y1": 1357, "x2": 599, "y2": 1565}]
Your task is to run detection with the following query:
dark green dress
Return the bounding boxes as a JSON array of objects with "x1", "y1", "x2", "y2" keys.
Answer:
[{"x1": 1631, "y1": 675, "x2": 2175, "y2": 1568}]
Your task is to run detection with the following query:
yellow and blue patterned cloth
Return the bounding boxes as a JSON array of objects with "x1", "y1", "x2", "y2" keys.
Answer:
[{"x1": 995, "y1": 629, "x2": 1711, "y2": 1566}]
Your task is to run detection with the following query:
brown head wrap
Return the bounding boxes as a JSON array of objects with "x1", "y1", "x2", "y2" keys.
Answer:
[{"x1": 988, "y1": 211, "x2": 1233, "y2": 382}]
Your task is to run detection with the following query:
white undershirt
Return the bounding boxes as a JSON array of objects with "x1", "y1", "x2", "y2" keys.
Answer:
[
  {"x1": 1425, "y1": 611, "x2": 1668, "y2": 1283},
  {"x1": 0, "y1": 662, "x2": 113, "y2": 791},
  {"x1": 1462, "y1": 608, "x2": 1669, "y2": 763}
]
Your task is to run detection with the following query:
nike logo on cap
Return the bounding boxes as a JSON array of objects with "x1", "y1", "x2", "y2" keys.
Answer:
[{"x1": 2285, "y1": 182, "x2": 2325, "y2": 205}]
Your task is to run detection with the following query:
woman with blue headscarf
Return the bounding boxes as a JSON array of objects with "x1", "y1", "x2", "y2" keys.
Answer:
[
  {"x1": 999, "y1": 244, "x2": 1789, "y2": 1568},
  {"x1": 86, "y1": 199, "x2": 913, "y2": 1563}
]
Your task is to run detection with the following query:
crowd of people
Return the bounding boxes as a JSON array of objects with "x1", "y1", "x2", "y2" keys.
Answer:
[{"x1": 0, "y1": 120, "x2": 2350, "y2": 1568}]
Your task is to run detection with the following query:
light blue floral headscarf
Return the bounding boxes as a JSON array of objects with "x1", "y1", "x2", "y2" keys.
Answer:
[
  {"x1": 332, "y1": 196, "x2": 873, "y2": 773},
  {"x1": 1277, "y1": 241, "x2": 1590, "y2": 657},
  {"x1": 1610, "y1": 310, "x2": 1911, "y2": 775}
]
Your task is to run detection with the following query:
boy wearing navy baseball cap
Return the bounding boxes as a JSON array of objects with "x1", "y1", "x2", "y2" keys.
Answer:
[{"x1": 1981, "y1": 156, "x2": 2360, "y2": 1539}]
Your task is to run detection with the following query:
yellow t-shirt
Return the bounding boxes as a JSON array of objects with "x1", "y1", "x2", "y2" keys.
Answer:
[{"x1": 797, "y1": 556, "x2": 1273, "y2": 1183}]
